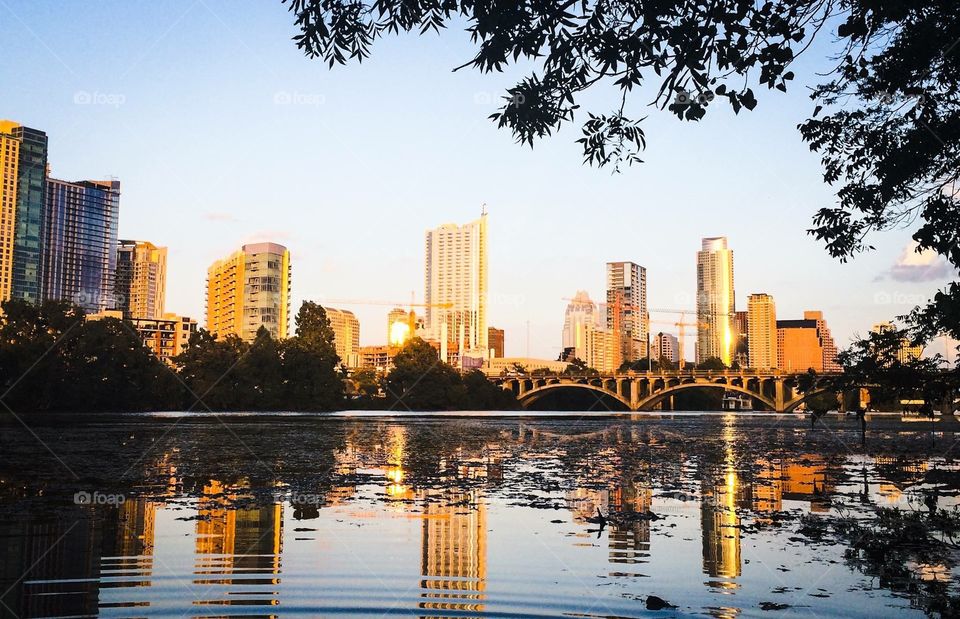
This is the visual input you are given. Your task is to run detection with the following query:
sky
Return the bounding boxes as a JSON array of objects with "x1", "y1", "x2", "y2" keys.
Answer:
[{"x1": 1, "y1": 0, "x2": 956, "y2": 362}]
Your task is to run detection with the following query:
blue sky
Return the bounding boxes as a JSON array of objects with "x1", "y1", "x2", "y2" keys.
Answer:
[{"x1": 2, "y1": 0, "x2": 956, "y2": 361}]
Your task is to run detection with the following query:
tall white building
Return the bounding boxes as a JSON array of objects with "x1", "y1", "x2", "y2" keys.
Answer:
[
  {"x1": 696, "y1": 237, "x2": 735, "y2": 366},
  {"x1": 562, "y1": 290, "x2": 599, "y2": 360},
  {"x1": 653, "y1": 332, "x2": 680, "y2": 364},
  {"x1": 747, "y1": 293, "x2": 777, "y2": 369},
  {"x1": 424, "y1": 212, "x2": 488, "y2": 363},
  {"x1": 606, "y1": 261, "x2": 647, "y2": 365}
]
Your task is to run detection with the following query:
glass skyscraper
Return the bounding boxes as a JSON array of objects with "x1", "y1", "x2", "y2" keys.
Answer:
[
  {"x1": 43, "y1": 179, "x2": 120, "y2": 312},
  {"x1": 0, "y1": 120, "x2": 48, "y2": 303}
]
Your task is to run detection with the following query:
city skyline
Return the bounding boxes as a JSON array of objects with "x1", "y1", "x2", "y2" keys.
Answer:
[{"x1": 0, "y1": 2, "x2": 956, "y2": 360}]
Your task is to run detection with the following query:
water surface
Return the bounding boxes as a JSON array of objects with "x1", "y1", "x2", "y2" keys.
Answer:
[{"x1": 1, "y1": 412, "x2": 958, "y2": 617}]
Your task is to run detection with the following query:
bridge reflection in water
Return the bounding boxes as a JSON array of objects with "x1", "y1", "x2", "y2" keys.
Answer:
[{"x1": 495, "y1": 370, "x2": 839, "y2": 413}]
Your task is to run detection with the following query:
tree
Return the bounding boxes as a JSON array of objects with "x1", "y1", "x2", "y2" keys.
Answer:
[
  {"x1": 462, "y1": 370, "x2": 520, "y2": 410},
  {"x1": 284, "y1": 0, "x2": 960, "y2": 345},
  {"x1": 564, "y1": 357, "x2": 597, "y2": 375},
  {"x1": 175, "y1": 329, "x2": 249, "y2": 410},
  {"x1": 281, "y1": 302, "x2": 344, "y2": 410},
  {"x1": 696, "y1": 357, "x2": 727, "y2": 371},
  {"x1": 385, "y1": 337, "x2": 465, "y2": 410},
  {"x1": 824, "y1": 326, "x2": 958, "y2": 412}
]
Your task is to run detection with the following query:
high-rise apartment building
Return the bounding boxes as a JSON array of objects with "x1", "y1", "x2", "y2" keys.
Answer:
[
  {"x1": 0, "y1": 120, "x2": 48, "y2": 303},
  {"x1": 424, "y1": 212, "x2": 488, "y2": 363},
  {"x1": 653, "y1": 332, "x2": 680, "y2": 364},
  {"x1": 696, "y1": 237, "x2": 735, "y2": 366},
  {"x1": 42, "y1": 178, "x2": 120, "y2": 312},
  {"x1": 747, "y1": 293, "x2": 778, "y2": 369},
  {"x1": 487, "y1": 326, "x2": 504, "y2": 358},
  {"x1": 206, "y1": 242, "x2": 290, "y2": 341},
  {"x1": 777, "y1": 311, "x2": 840, "y2": 372},
  {"x1": 88, "y1": 310, "x2": 197, "y2": 364},
  {"x1": 562, "y1": 290, "x2": 599, "y2": 361},
  {"x1": 115, "y1": 240, "x2": 167, "y2": 319},
  {"x1": 325, "y1": 307, "x2": 361, "y2": 367},
  {"x1": 583, "y1": 323, "x2": 618, "y2": 374},
  {"x1": 606, "y1": 262, "x2": 647, "y2": 365}
]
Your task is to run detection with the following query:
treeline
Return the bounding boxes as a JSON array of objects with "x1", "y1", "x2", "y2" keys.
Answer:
[{"x1": 0, "y1": 300, "x2": 518, "y2": 413}]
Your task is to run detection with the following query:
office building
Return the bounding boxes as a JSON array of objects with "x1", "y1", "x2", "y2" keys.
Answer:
[
  {"x1": 653, "y1": 332, "x2": 680, "y2": 364},
  {"x1": 424, "y1": 212, "x2": 488, "y2": 364},
  {"x1": 115, "y1": 240, "x2": 167, "y2": 319},
  {"x1": 206, "y1": 242, "x2": 290, "y2": 341},
  {"x1": 777, "y1": 311, "x2": 840, "y2": 372},
  {"x1": 43, "y1": 178, "x2": 120, "y2": 312},
  {"x1": 606, "y1": 262, "x2": 647, "y2": 365},
  {"x1": 325, "y1": 307, "x2": 361, "y2": 367},
  {"x1": 387, "y1": 307, "x2": 411, "y2": 346},
  {"x1": 487, "y1": 326, "x2": 504, "y2": 358},
  {"x1": 747, "y1": 293, "x2": 778, "y2": 369},
  {"x1": 696, "y1": 237, "x2": 735, "y2": 366},
  {"x1": 562, "y1": 290, "x2": 599, "y2": 361},
  {"x1": 0, "y1": 120, "x2": 48, "y2": 303}
]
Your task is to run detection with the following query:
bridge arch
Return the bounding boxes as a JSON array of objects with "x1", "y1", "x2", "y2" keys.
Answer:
[
  {"x1": 638, "y1": 382, "x2": 777, "y2": 411},
  {"x1": 518, "y1": 383, "x2": 632, "y2": 411},
  {"x1": 782, "y1": 387, "x2": 836, "y2": 414}
]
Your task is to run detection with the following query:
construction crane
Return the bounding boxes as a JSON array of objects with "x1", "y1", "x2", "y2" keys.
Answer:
[{"x1": 561, "y1": 298, "x2": 711, "y2": 370}]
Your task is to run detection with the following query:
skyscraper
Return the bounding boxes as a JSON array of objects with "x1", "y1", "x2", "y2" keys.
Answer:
[
  {"x1": 562, "y1": 290, "x2": 599, "y2": 360},
  {"x1": 424, "y1": 212, "x2": 488, "y2": 363},
  {"x1": 696, "y1": 237, "x2": 735, "y2": 366},
  {"x1": 0, "y1": 120, "x2": 49, "y2": 303},
  {"x1": 325, "y1": 307, "x2": 361, "y2": 367},
  {"x1": 747, "y1": 293, "x2": 777, "y2": 369},
  {"x1": 606, "y1": 262, "x2": 647, "y2": 365},
  {"x1": 42, "y1": 178, "x2": 120, "y2": 312},
  {"x1": 115, "y1": 240, "x2": 167, "y2": 319},
  {"x1": 206, "y1": 242, "x2": 290, "y2": 341}
]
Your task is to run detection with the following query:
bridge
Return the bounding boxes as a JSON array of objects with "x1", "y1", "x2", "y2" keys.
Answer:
[{"x1": 492, "y1": 370, "x2": 839, "y2": 413}]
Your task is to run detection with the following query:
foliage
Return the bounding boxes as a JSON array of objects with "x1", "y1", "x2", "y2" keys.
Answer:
[
  {"x1": 564, "y1": 357, "x2": 598, "y2": 375},
  {"x1": 385, "y1": 338, "x2": 519, "y2": 410},
  {"x1": 0, "y1": 300, "x2": 181, "y2": 412},
  {"x1": 806, "y1": 326, "x2": 958, "y2": 411},
  {"x1": 284, "y1": 0, "x2": 960, "y2": 345},
  {"x1": 696, "y1": 357, "x2": 727, "y2": 371}
]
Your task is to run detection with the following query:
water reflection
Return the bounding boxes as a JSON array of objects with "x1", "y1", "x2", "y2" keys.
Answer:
[{"x1": 0, "y1": 414, "x2": 958, "y2": 617}]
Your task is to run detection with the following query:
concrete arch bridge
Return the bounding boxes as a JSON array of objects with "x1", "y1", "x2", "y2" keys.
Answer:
[{"x1": 493, "y1": 371, "x2": 838, "y2": 413}]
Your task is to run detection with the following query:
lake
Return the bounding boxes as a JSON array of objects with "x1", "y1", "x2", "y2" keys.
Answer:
[{"x1": 0, "y1": 412, "x2": 958, "y2": 617}]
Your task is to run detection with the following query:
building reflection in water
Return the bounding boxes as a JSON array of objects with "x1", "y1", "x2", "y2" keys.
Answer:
[
  {"x1": 194, "y1": 480, "x2": 283, "y2": 608},
  {"x1": 701, "y1": 418, "x2": 742, "y2": 582},
  {"x1": 419, "y1": 490, "x2": 487, "y2": 614}
]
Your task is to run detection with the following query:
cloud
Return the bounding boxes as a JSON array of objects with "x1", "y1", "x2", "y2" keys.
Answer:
[{"x1": 884, "y1": 241, "x2": 953, "y2": 282}]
